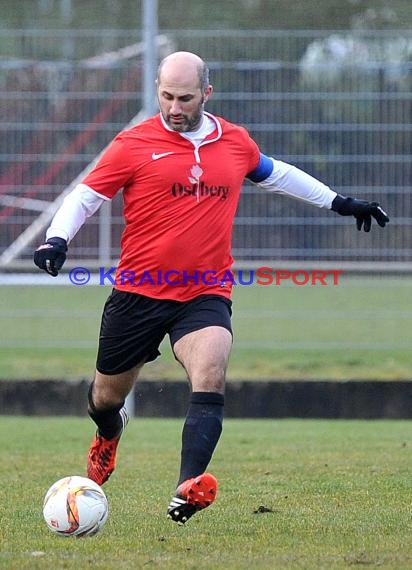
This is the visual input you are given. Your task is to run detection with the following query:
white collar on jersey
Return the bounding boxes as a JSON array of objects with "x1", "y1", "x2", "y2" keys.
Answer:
[{"x1": 159, "y1": 111, "x2": 221, "y2": 146}]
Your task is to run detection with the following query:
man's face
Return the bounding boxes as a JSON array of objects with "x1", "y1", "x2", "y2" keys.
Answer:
[{"x1": 157, "y1": 73, "x2": 212, "y2": 132}]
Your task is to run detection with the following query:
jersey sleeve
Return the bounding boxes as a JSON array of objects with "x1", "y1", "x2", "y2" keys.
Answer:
[
  {"x1": 254, "y1": 158, "x2": 337, "y2": 209},
  {"x1": 82, "y1": 136, "x2": 134, "y2": 199},
  {"x1": 244, "y1": 129, "x2": 261, "y2": 174},
  {"x1": 46, "y1": 184, "x2": 106, "y2": 243},
  {"x1": 247, "y1": 152, "x2": 274, "y2": 182}
]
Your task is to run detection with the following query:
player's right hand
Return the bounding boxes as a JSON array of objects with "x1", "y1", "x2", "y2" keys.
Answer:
[{"x1": 34, "y1": 237, "x2": 68, "y2": 277}]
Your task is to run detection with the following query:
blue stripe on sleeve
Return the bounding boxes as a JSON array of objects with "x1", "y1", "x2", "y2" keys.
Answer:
[{"x1": 246, "y1": 153, "x2": 274, "y2": 183}]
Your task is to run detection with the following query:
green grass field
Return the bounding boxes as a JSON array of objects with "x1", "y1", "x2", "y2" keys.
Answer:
[
  {"x1": 2, "y1": 417, "x2": 412, "y2": 569},
  {"x1": 0, "y1": 275, "x2": 411, "y2": 380}
]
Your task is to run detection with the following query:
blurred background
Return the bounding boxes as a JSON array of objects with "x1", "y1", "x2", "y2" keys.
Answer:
[{"x1": 0, "y1": 0, "x2": 411, "y2": 383}]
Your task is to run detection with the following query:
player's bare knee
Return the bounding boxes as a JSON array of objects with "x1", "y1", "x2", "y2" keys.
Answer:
[
  {"x1": 89, "y1": 382, "x2": 121, "y2": 411},
  {"x1": 189, "y1": 363, "x2": 226, "y2": 393},
  {"x1": 91, "y1": 370, "x2": 135, "y2": 410}
]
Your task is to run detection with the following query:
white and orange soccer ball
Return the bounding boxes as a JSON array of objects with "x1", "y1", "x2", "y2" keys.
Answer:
[{"x1": 43, "y1": 476, "x2": 108, "y2": 537}]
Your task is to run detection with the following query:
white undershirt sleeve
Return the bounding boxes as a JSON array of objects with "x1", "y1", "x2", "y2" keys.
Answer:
[
  {"x1": 255, "y1": 158, "x2": 337, "y2": 209},
  {"x1": 46, "y1": 183, "x2": 109, "y2": 243}
]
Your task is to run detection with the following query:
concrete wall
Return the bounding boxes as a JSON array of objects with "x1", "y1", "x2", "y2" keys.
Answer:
[{"x1": 1, "y1": 379, "x2": 411, "y2": 418}]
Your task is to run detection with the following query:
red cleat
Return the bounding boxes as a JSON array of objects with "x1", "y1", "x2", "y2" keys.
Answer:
[
  {"x1": 167, "y1": 473, "x2": 218, "y2": 524},
  {"x1": 87, "y1": 433, "x2": 121, "y2": 486},
  {"x1": 87, "y1": 407, "x2": 128, "y2": 485}
]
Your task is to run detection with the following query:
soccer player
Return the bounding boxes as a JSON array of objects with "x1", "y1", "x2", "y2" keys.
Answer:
[{"x1": 34, "y1": 51, "x2": 389, "y2": 524}]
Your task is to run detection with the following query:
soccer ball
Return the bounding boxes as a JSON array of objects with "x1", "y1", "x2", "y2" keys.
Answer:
[{"x1": 43, "y1": 476, "x2": 108, "y2": 537}]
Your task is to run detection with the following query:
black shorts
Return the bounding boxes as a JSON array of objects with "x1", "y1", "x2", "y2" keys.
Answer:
[{"x1": 96, "y1": 290, "x2": 232, "y2": 375}]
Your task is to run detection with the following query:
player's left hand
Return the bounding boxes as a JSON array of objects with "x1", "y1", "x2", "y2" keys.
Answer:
[{"x1": 331, "y1": 195, "x2": 389, "y2": 232}]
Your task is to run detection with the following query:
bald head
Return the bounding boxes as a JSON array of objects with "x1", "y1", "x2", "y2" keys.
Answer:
[
  {"x1": 157, "y1": 51, "x2": 209, "y2": 93},
  {"x1": 156, "y1": 51, "x2": 213, "y2": 132}
]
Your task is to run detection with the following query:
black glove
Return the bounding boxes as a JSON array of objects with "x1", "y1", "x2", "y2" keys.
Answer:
[
  {"x1": 331, "y1": 194, "x2": 389, "y2": 232},
  {"x1": 34, "y1": 237, "x2": 68, "y2": 277}
]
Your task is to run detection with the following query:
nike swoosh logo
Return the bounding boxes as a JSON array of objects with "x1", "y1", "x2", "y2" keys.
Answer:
[{"x1": 152, "y1": 151, "x2": 174, "y2": 160}]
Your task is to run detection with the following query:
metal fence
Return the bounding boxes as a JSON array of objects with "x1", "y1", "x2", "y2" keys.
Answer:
[{"x1": 1, "y1": 29, "x2": 411, "y2": 269}]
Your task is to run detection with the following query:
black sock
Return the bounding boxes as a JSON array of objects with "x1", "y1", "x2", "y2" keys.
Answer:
[
  {"x1": 87, "y1": 382, "x2": 125, "y2": 440},
  {"x1": 177, "y1": 391, "x2": 224, "y2": 486}
]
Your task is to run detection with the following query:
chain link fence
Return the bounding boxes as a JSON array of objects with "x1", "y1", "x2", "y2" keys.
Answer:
[{"x1": 1, "y1": 29, "x2": 411, "y2": 269}]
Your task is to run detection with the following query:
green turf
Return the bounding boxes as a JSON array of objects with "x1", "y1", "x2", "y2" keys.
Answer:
[
  {"x1": 0, "y1": 275, "x2": 411, "y2": 380},
  {"x1": 2, "y1": 417, "x2": 412, "y2": 569}
]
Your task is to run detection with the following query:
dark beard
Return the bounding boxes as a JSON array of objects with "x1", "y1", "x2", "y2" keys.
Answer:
[{"x1": 164, "y1": 98, "x2": 204, "y2": 132}]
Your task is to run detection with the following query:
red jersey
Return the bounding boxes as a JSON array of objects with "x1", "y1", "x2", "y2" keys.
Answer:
[{"x1": 82, "y1": 112, "x2": 260, "y2": 300}]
